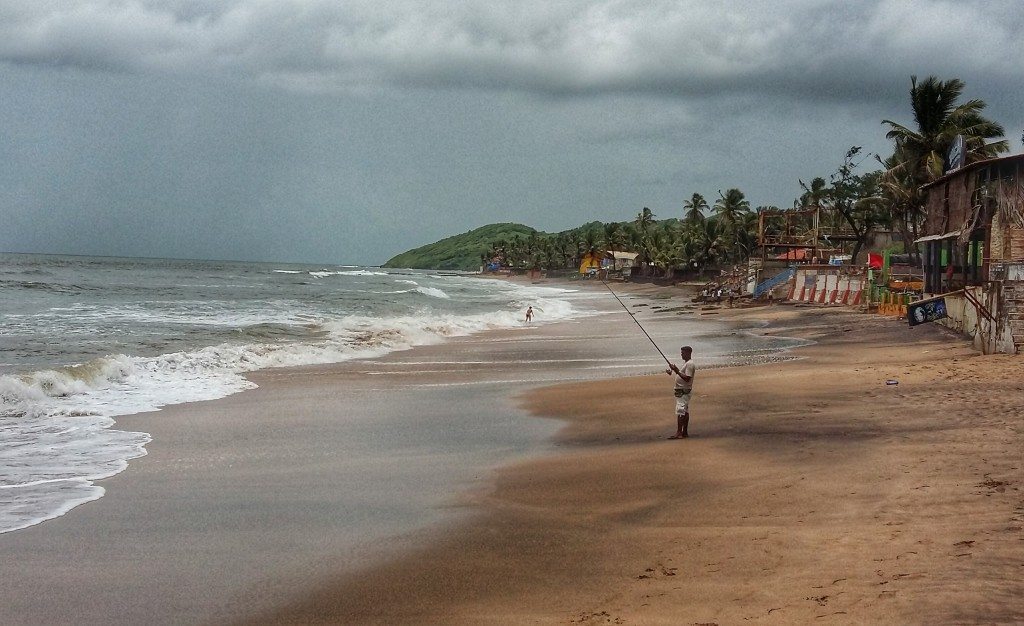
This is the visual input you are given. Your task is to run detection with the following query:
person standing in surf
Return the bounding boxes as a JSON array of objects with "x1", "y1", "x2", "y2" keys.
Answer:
[
  {"x1": 525, "y1": 306, "x2": 534, "y2": 323},
  {"x1": 666, "y1": 346, "x2": 695, "y2": 439}
]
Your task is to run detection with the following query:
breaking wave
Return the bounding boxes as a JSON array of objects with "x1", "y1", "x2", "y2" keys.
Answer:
[
  {"x1": 414, "y1": 286, "x2": 450, "y2": 299},
  {"x1": 0, "y1": 283, "x2": 590, "y2": 534},
  {"x1": 309, "y1": 269, "x2": 388, "y2": 278}
]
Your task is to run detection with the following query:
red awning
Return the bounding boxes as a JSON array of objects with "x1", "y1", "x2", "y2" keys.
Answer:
[{"x1": 776, "y1": 248, "x2": 811, "y2": 261}]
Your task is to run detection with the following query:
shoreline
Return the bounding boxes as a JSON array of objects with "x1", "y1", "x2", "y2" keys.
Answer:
[
  {"x1": 0, "y1": 279, "x2": 715, "y2": 624},
  {"x1": 0, "y1": 271, "x2": 605, "y2": 536},
  {"x1": 250, "y1": 303, "x2": 1024, "y2": 624}
]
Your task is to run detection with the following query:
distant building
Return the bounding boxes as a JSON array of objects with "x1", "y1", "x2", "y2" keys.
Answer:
[
  {"x1": 918, "y1": 153, "x2": 1024, "y2": 353},
  {"x1": 579, "y1": 252, "x2": 602, "y2": 275},
  {"x1": 604, "y1": 250, "x2": 639, "y2": 271}
]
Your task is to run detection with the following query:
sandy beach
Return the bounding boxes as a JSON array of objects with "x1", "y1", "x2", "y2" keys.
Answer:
[
  {"x1": 250, "y1": 294, "x2": 1024, "y2": 624},
  {"x1": 2, "y1": 283, "x2": 1022, "y2": 624}
]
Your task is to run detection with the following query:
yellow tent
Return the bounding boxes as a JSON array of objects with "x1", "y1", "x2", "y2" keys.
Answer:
[{"x1": 579, "y1": 253, "x2": 601, "y2": 274}]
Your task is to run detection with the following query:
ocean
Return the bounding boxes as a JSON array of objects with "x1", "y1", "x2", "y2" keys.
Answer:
[{"x1": 0, "y1": 253, "x2": 597, "y2": 534}]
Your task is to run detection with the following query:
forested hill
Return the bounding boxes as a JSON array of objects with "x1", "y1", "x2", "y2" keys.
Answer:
[{"x1": 382, "y1": 223, "x2": 537, "y2": 271}]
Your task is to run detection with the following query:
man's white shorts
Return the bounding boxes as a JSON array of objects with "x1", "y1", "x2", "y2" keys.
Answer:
[{"x1": 675, "y1": 392, "x2": 691, "y2": 416}]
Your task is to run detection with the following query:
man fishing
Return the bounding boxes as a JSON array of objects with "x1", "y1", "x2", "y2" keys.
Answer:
[
  {"x1": 597, "y1": 279, "x2": 696, "y2": 438},
  {"x1": 666, "y1": 346, "x2": 695, "y2": 439}
]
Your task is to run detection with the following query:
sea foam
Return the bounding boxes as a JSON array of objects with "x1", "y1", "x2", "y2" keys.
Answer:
[
  {"x1": 0, "y1": 277, "x2": 593, "y2": 534},
  {"x1": 414, "y1": 286, "x2": 450, "y2": 299},
  {"x1": 309, "y1": 269, "x2": 388, "y2": 278}
]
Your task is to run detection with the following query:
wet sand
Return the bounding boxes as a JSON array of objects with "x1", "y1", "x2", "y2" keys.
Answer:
[
  {"x1": 252, "y1": 303, "x2": 1024, "y2": 624},
  {"x1": 0, "y1": 283, "x2": 710, "y2": 625}
]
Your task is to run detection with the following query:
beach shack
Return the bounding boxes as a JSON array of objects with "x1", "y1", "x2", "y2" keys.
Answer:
[
  {"x1": 604, "y1": 250, "x2": 639, "y2": 271},
  {"x1": 579, "y1": 252, "x2": 602, "y2": 276},
  {"x1": 917, "y1": 152, "x2": 1024, "y2": 353}
]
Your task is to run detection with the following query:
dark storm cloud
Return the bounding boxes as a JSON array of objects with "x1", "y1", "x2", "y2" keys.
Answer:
[
  {"x1": 2, "y1": 1, "x2": 1021, "y2": 103},
  {"x1": 1, "y1": 1, "x2": 1022, "y2": 263}
]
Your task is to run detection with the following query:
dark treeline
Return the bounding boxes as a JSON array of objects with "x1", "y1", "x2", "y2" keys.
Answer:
[{"x1": 488, "y1": 75, "x2": 1011, "y2": 277}]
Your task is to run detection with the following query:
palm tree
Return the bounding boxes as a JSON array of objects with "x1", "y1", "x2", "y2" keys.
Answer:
[
  {"x1": 550, "y1": 233, "x2": 567, "y2": 269},
  {"x1": 678, "y1": 235, "x2": 699, "y2": 276},
  {"x1": 714, "y1": 189, "x2": 751, "y2": 260},
  {"x1": 683, "y1": 193, "x2": 708, "y2": 226},
  {"x1": 634, "y1": 207, "x2": 655, "y2": 235},
  {"x1": 582, "y1": 228, "x2": 603, "y2": 258},
  {"x1": 878, "y1": 148, "x2": 924, "y2": 251},
  {"x1": 561, "y1": 231, "x2": 582, "y2": 269},
  {"x1": 603, "y1": 222, "x2": 627, "y2": 252},
  {"x1": 525, "y1": 231, "x2": 542, "y2": 259},
  {"x1": 543, "y1": 242, "x2": 561, "y2": 271},
  {"x1": 798, "y1": 176, "x2": 843, "y2": 231},
  {"x1": 645, "y1": 229, "x2": 666, "y2": 275},
  {"x1": 883, "y1": 76, "x2": 1008, "y2": 182},
  {"x1": 693, "y1": 219, "x2": 725, "y2": 276},
  {"x1": 652, "y1": 230, "x2": 685, "y2": 279},
  {"x1": 713, "y1": 189, "x2": 750, "y2": 232},
  {"x1": 882, "y1": 76, "x2": 1008, "y2": 253},
  {"x1": 507, "y1": 235, "x2": 525, "y2": 268},
  {"x1": 798, "y1": 177, "x2": 828, "y2": 209},
  {"x1": 734, "y1": 211, "x2": 760, "y2": 260}
]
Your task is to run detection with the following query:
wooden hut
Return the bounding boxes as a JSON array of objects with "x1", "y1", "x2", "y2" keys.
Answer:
[{"x1": 918, "y1": 153, "x2": 1024, "y2": 352}]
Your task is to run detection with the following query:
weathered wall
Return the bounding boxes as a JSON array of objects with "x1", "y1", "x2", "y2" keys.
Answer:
[
  {"x1": 939, "y1": 286, "x2": 1016, "y2": 354},
  {"x1": 923, "y1": 176, "x2": 976, "y2": 236},
  {"x1": 787, "y1": 267, "x2": 866, "y2": 305}
]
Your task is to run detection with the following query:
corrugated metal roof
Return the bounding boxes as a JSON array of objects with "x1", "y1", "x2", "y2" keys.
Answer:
[
  {"x1": 915, "y1": 230, "x2": 964, "y2": 243},
  {"x1": 920, "y1": 153, "x2": 1024, "y2": 190}
]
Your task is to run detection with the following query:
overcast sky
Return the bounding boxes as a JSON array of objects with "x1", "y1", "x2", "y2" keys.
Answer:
[{"x1": 2, "y1": 1, "x2": 1022, "y2": 264}]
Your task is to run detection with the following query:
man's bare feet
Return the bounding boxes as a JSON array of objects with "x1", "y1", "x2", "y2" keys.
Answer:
[{"x1": 667, "y1": 434, "x2": 688, "y2": 439}]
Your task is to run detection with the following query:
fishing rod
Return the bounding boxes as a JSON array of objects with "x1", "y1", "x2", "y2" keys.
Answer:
[{"x1": 599, "y1": 277, "x2": 673, "y2": 368}]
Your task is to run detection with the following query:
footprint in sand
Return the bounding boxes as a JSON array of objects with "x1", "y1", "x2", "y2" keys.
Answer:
[{"x1": 570, "y1": 610, "x2": 624, "y2": 624}]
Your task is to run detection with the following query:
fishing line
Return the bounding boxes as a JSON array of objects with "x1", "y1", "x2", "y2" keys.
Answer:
[{"x1": 600, "y1": 277, "x2": 673, "y2": 367}]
